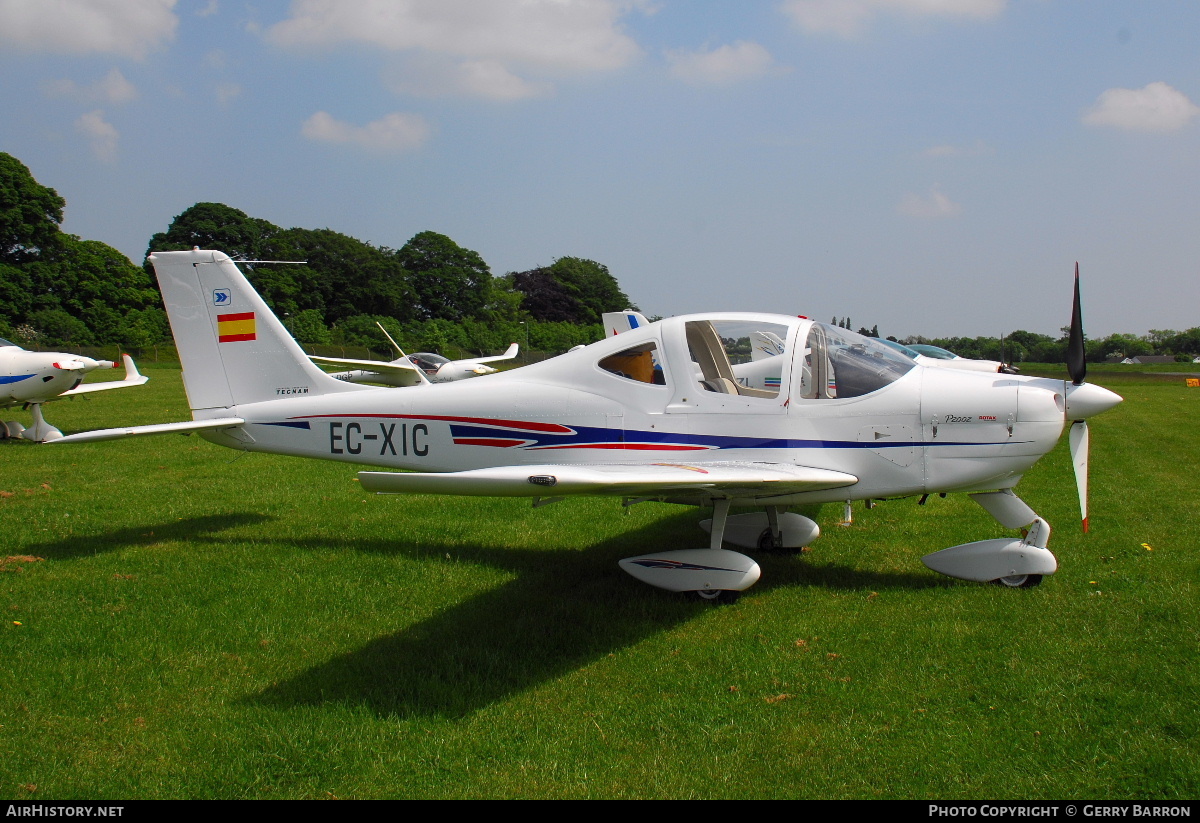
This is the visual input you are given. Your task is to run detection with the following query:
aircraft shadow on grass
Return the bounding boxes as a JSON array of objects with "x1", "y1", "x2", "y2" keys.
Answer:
[
  {"x1": 23, "y1": 512, "x2": 273, "y2": 561},
  {"x1": 249, "y1": 510, "x2": 946, "y2": 719},
  {"x1": 20, "y1": 507, "x2": 943, "y2": 718}
]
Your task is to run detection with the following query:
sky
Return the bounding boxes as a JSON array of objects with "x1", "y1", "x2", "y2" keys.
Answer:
[{"x1": 1, "y1": 0, "x2": 1198, "y2": 340}]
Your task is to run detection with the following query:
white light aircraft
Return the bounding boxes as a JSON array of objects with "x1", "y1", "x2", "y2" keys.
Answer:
[
  {"x1": 1, "y1": 340, "x2": 147, "y2": 441},
  {"x1": 880, "y1": 339, "x2": 1018, "y2": 375},
  {"x1": 309, "y1": 323, "x2": 518, "y2": 387},
  {"x1": 55, "y1": 251, "x2": 1121, "y2": 600}
]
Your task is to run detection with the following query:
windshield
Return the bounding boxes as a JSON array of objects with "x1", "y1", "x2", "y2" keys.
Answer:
[
  {"x1": 408, "y1": 352, "x2": 450, "y2": 372},
  {"x1": 876, "y1": 338, "x2": 919, "y2": 359},
  {"x1": 801, "y1": 323, "x2": 915, "y2": 399},
  {"x1": 0, "y1": 338, "x2": 18, "y2": 348},
  {"x1": 909, "y1": 344, "x2": 957, "y2": 360}
]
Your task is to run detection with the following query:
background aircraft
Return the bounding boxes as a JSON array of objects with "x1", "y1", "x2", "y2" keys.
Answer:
[
  {"x1": 310, "y1": 322, "x2": 518, "y2": 386},
  {"x1": 877, "y1": 338, "x2": 1019, "y2": 374},
  {"x1": 57, "y1": 251, "x2": 1120, "y2": 600},
  {"x1": 1, "y1": 340, "x2": 147, "y2": 441}
]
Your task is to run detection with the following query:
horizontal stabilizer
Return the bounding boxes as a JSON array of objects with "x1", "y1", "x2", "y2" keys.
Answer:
[
  {"x1": 58, "y1": 355, "x2": 148, "y2": 398},
  {"x1": 49, "y1": 417, "x2": 246, "y2": 444},
  {"x1": 309, "y1": 355, "x2": 420, "y2": 376},
  {"x1": 359, "y1": 461, "x2": 857, "y2": 498},
  {"x1": 472, "y1": 343, "x2": 519, "y2": 364}
]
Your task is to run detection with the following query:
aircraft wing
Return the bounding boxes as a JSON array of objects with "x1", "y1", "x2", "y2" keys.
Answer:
[
  {"x1": 58, "y1": 355, "x2": 149, "y2": 398},
  {"x1": 359, "y1": 461, "x2": 857, "y2": 500},
  {"x1": 471, "y1": 343, "x2": 520, "y2": 364},
  {"x1": 308, "y1": 355, "x2": 419, "y2": 375},
  {"x1": 308, "y1": 355, "x2": 424, "y2": 386},
  {"x1": 49, "y1": 417, "x2": 246, "y2": 444}
]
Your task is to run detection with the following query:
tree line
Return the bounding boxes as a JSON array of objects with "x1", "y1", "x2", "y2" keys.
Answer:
[
  {"x1": 890, "y1": 328, "x2": 1200, "y2": 364},
  {"x1": 0, "y1": 152, "x2": 634, "y2": 357},
  {"x1": 3, "y1": 150, "x2": 1195, "y2": 363},
  {"x1": 843, "y1": 322, "x2": 1200, "y2": 365}
]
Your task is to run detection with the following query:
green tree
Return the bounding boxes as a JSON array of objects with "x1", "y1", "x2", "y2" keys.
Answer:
[
  {"x1": 1096, "y1": 332, "x2": 1151, "y2": 360},
  {"x1": 273, "y1": 227, "x2": 412, "y2": 323},
  {"x1": 398, "y1": 231, "x2": 492, "y2": 322},
  {"x1": 330, "y1": 314, "x2": 398, "y2": 348},
  {"x1": 0, "y1": 152, "x2": 65, "y2": 264},
  {"x1": 508, "y1": 257, "x2": 634, "y2": 325},
  {"x1": 506, "y1": 266, "x2": 580, "y2": 322},
  {"x1": 117, "y1": 307, "x2": 171, "y2": 347},
  {"x1": 0, "y1": 263, "x2": 34, "y2": 322},
  {"x1": 146, "y1": 202, "x2": 279, "y2": 262},
  {"x1": 46, "y1": 236, "x2": 159, "y2": 315},
  {"x1": 547, "y1": 257, "x2": 633, "y2": 325},
  {"x1": 26, "y1": 308, "x2": 92, "y2": 346},
  {"x1": 288, "y1": 308, "x2": 332, "y2": 345}
]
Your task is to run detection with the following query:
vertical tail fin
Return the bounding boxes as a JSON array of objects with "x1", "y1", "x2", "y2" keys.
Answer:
[
  {"x1": 602, "y1": 310, "x2": 650, "y2": 337},
  {"x1": 149, "y1": 249, "x2": 367, "y2": 412}
]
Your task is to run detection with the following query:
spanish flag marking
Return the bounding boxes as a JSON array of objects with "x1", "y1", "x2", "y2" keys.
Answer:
[{"x1": 217, "y1": 311, "x2": 256, "y2": 343}]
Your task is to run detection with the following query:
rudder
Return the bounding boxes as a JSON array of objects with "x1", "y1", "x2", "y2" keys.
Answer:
[{"x1": 149, "y1": 249, "x2": 367, "y2": 412}]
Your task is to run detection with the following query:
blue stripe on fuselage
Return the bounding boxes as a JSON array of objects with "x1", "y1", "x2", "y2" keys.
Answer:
[{"x1": 446, "y1": 421, "x2": 1022, "y2": 451}]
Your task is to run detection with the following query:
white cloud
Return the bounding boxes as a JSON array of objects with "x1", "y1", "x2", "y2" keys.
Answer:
[
  {"x1": 923, "y1": 139, "x2": 992, "y2": 157},
  {"x1": 1082, "y1": 82, "x2": 1200, "y2": 133},
  {"x1": 667, "y1": 41, "x2": 777, "y2": 88},
  {"x1": 780, "y1": 0, "x2": 1006, "y2": 38},
  {"x1": 267, "y1": 0, "x2": 642, "y2": 98},
  {"x1": 44, "y1": 68, "x2": 138, "y2": 104},
  {"x1": 898, "y1": 185, "x2": 961, "y2": 218},
  {"x1": 215, "y1": 82, "x2": 241, "y2": 106},
  {"x1": 76, "y1": 109, "x2": 119, "y2": 162},
  {"x1": 0, "y1": 0, "x2": 178, "y2": 59},
  {"x1": 301, "y1": 111, "x2": 432, "y2": 152},
  {"x1": 384, "y1": 54, "x2": 550, "y2": 101}
]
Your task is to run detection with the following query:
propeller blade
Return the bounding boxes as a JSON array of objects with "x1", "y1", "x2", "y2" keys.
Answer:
[
  {"x1": 1069, "y1": 420, "x2": 1090, "y2": 533},
  {"x1": 1067, "y1": 263, "x2": 1087, "y2": 386}
]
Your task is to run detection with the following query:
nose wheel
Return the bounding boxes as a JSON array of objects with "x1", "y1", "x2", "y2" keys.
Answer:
[
  {"x1": 695, "y1": 589, "x2": 741, "y2": 603},
  {"x1": 994, "y1": 574, "x2": 1043, "y2": 588}
]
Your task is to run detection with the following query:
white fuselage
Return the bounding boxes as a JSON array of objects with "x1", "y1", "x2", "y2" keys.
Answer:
[
  {"x1": 0, "y1": 346, "x2": 104, "y2": 406},
  {"x1": 201, "y1": 315, "x2": 1072, "y2": 506}
]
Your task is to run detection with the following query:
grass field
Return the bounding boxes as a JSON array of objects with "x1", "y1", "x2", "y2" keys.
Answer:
[{"x1": 1, "y1": 366, "x2": 1197, "y2": 799}]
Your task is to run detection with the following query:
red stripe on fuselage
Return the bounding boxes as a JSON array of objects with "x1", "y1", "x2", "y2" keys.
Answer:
[
  {"x1": 292, "y1": 413, "x2": 574, "y2": 434},
  {"x1": 453, "y1": 438, "x2": 530, "y2": 448},
  {"x1": 527, "y1": 442, "x2": 712, "y2": 451}
]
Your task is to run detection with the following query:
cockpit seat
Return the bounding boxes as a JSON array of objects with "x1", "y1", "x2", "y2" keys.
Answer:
[{"x1": 701, "y1": 377, "x2": 739, "y2": 394}]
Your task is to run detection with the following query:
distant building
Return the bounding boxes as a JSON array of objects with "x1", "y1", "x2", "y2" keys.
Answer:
[{"x1": 1124, "y1": 355, "x2": 1179, "y2": 364}]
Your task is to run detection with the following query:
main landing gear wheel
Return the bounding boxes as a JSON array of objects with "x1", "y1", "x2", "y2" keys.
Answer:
[
  {"x1": 757, "y1": 528, "x2": 805, "y2": 553},
  {"x1": 695, "y1": 589, "x2": 740, "y2": 603},
  {"x1": 993, "y1": 574, "x2": 1043, "y2": 588}
]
